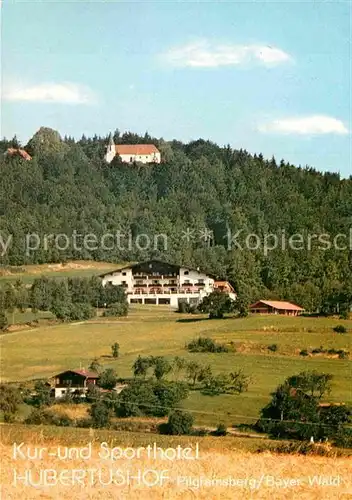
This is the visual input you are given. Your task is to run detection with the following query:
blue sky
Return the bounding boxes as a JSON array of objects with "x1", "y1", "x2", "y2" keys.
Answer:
[{"x1": 2, "y1": 0, "x2": 351, "y2": 176}]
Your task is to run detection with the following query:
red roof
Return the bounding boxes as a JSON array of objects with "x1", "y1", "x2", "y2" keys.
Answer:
[
  {"x1": 55, "y1": 369, "x2": 99, "y2": 379},
  {"x1": 250, "y1": 300, "x2": 304, "y2": 311},
  {"x1": 6, "y1": 148, "x2": 32, "y2": 161},
  {"x1": 115, "y1": 144, "x2": 159, "y2": 156}
]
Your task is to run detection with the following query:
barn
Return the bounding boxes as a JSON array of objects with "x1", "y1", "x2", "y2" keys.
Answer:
[{"x1": 249, "y1": 300, "x2": 304, "y2": 316}]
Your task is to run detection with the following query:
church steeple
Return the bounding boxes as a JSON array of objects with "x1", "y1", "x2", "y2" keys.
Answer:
[
  {"x1": 108, "y1": 133, "x2": 114, "y2": 151},
  {"x1": 105, "y1": 133, "x2": 116, "y2": 163}
]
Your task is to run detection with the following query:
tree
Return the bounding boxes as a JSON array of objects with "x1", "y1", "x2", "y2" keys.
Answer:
[
  {"x1": 103, "y1": 303, "x2": 128, "y2": 317},
  {"x1": 199, "y1": 291, "x2": 234, "y2": 319},
  {"x1": 111, "y1": 342, "x2": 120, "y2": 359},
  {"x1": 256, "y1": 371, "x2": 344, "y2": 441},
  {"x1": 173, "y1": 356, "x2": 187, "y2": 381},
  {"x1": 133, "y1": 356, "x2": 152, "y2": 378},
  {"x1": 162, "y1": 410, "x2": 194, "y2": 435},
  {"x1": 117, "y1": 381, "x2": 159, "y2": 417},
  {"x1": 86, "y1": 383, "x2": 101, "y2": 403},
  {"x1": 152, "y1": 381, "x2": 189, "y2": 416},
  {"x1": 186, "y1": 361, "x2": 202, "y2": 386},
  {"x1": 153, "y1": 357, "x2": 172, "y2": 380},
  {"x1": 89, "y1": 401, "x2": 111, "y2": 428},
  {"x1": 0, "y1": 311, "x2": 8, "y2": 331},
  {"x1": 0, "y1": 385, "x2": 22, "y2": 420},
  {"x1": 98, "y1": 369, "x2": 118, "y2": 390},
  {"x1": 286, "y1": 371, "x2": 333, "y2": 399},
  {"x1": 89, "y1": 357, "x2": 102, "y2": 373},
  {"x1": 32, "y1": 380, "x2": 52, "y2": 407},
  {"x1": 103, "y1": 284, "x2": 128, "y2": 308}
]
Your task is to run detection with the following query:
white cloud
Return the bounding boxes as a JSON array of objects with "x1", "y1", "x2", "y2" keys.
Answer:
[
  {"x1": 162, "y1": 40, "x2": 292, "y2": 68},
  {"x1": 3, "y1": 82, "x2": 96, "y2": 104},
  {"x1": 259, "y1": 115, "x2": 349, "y2": 135}
]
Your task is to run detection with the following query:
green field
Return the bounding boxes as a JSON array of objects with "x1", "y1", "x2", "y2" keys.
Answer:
[
  {"x1": 1, "y1": 306, "x2": 351, "y2": 427},
  {"x1": 0, "y1": 260, "x2": 118, "y2": 284}
]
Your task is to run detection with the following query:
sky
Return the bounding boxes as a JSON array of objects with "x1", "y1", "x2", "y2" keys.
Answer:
[{"x1": 2, "y1": 0, "x2": 351, "y2": 177}]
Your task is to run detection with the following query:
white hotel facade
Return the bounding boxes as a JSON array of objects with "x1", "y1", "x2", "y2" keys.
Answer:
[{"x1": 100, "y1": 260, "x2": 236, "y2": 308}]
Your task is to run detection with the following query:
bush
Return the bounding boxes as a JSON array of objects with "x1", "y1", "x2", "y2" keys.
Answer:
[
  {"x1": 117, "y1": 380, "x2": 188, "y2": 417},
  {"x1": 98, "y1": 369, "x2": 118, "y2": 390},
  {"x1": 312, "y1": 346, "x2": 325, "y2": 354},
  {"x1": 212, "y1": 423, "x2": 227, "y2": 436},
  {"x1": 334, "y1": 427, "x2": 352, "y2": 448},
  {"x1": 300, "y1": 349, "x2": 309, "y2": 357},
  {"x1": 267, "y1": 344, "x2": 278, "y2": 352},
  {"x1": 51, "y1": 301, "x2": 95, "y2": 322},
  {"x1": 0, "y1": 311, "x2": 8, "y2": 331},
  {"x1": 160, "y1": 410, "x2": 194, "y2": 435},
  {"x1": 333, "y1": 325, "x2": 347, "y2": 334},
  {"x1": 0, "y1": 385, "x2": 22, "y2": 417},
  {"x1": 116, "y1": 381, "x2": 159, "y2": 417},
  {"x1": 186, "y1": 336, "x2": 229, "y2": 353},
  {"x1": 89, "y1": 401, "x2": 111, "y2": 428},
  {"x1": 24, "y1": 408, "x2": 72, "y2": 427},
  {"x1": 103, "y1": 302, "x2": 128, "y2": 317},
  {"x1": 111, "y1": 342, "x2": 120, "y2": 358}
]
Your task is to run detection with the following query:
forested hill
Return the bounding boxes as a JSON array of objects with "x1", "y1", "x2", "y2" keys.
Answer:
[{"x1": 1, "y1": 127, "x2": 351, "y2": 312}]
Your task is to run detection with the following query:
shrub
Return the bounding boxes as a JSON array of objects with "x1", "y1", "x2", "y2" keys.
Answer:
[
  {"x1": 300, "y1": 349, "x2": 309, "y2": 357},
  {"x1": 116, "y1": 381, "x2": 159, "y2": 417},
  {"x1": 312, "y1": 346, "x2": 325, "y2": 354},
  {"x1": 213, "y1": 423, "x2": 227, "y2": 436},
  {"x1": 333, "y1": 325, "x2": 347, "y2": 334},
  {"x1": 76, "y1": 417, "x2": 93, "y2": 428},
  {"x1": 334, "y1": 427, "x2": 352, "y2": 448},
  {"x1": 98, "y1": 369, "x2": 118, "y2": 390},
  {"x1": 0, "y1": 385, "x2": 22, "y2": 417},
  {"x1": 111, "y1": 342, "x2": 120, "y2": 358},
  {"x1": 0, "y1": 311, "x2": 8, "y2": 331},
  {"x1": 133, "y1": 355, "x2": 152, "y2": 378},
  {"x1": 85, "y1": 383, "x2": 101, "y2": 403},
  {"x1": 186, "y1": 336, "x2": 229, "y2": 353},
  {"x1": 198, "y1": 290, "x2": 234, "y2": 319},
  {"x1": 89, "y1": 401, "x2": 111, "y2": 428},
  {"x1": 117, "y1": 380, "x2": 188, "y2": 417},
  {"x1": 88, "y1": 357, "x2": 102, "y2": 373},
  {"x1": 161, "y1": 410, "x2": 194, "y2": 435},
  {"x1": 24, "y1": 408, "x2": 72, "y2": 427},
  {"x1": 268, "y1": 344, "x2": 278, "y2": 352},
  {"x1": 103, "y1": 302, "x2": 128, "y2": 317},
  {"x1": 153, "y1": 357, "x2": 172, "y2": 380}
]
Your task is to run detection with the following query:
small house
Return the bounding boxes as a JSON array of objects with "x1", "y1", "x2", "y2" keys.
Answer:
[
  {"x1": 249, "y1": 300, "x2": 304, "y2": 316},
  {"x1": 53, "y1": 369, "x2": 99, "y2": 399}
]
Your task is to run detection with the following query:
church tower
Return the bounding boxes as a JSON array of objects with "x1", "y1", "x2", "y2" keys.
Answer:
[{"x1": 104, "y1": 133, "x2": 116, "y2": 163}]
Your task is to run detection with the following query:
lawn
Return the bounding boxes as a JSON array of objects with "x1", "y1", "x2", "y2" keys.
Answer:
[{"x1": 1, "y1": 307, "x2": 351, "y2": 426}]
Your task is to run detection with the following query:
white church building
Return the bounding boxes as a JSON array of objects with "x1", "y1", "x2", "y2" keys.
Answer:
[
  {"x1": 104, "y1": 136, "x2": 161, "y2": 164},
  {"x1": 100, "y1": 260, "x2": 236, "y2": 308}
]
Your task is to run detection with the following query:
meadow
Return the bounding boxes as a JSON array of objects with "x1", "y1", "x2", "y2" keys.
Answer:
[
  {"x1": 1, "y1": 425, "x2": 351, "y2": 499},
  {"x1": 1, "y1": 306, "x2": 351, "y2": 427},
  {"x1": 0, "y1": 260, "x2": 118, "y2": 285}
]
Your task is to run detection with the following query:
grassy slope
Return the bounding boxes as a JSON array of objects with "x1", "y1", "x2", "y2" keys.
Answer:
[
  {"x1": 1, "y1": 307, "x2": 351, "y2": 426},
  {"x1": 0, "y1": 260, "x2": 120, "y2": 284},
  {"x1": 1, "y1": 425, "x2": 351, "y2": 499}
]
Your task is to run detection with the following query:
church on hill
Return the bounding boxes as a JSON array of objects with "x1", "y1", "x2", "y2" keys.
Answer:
[{"x1": 104, "y1": 135, "x2": 161, "y2": 164}]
